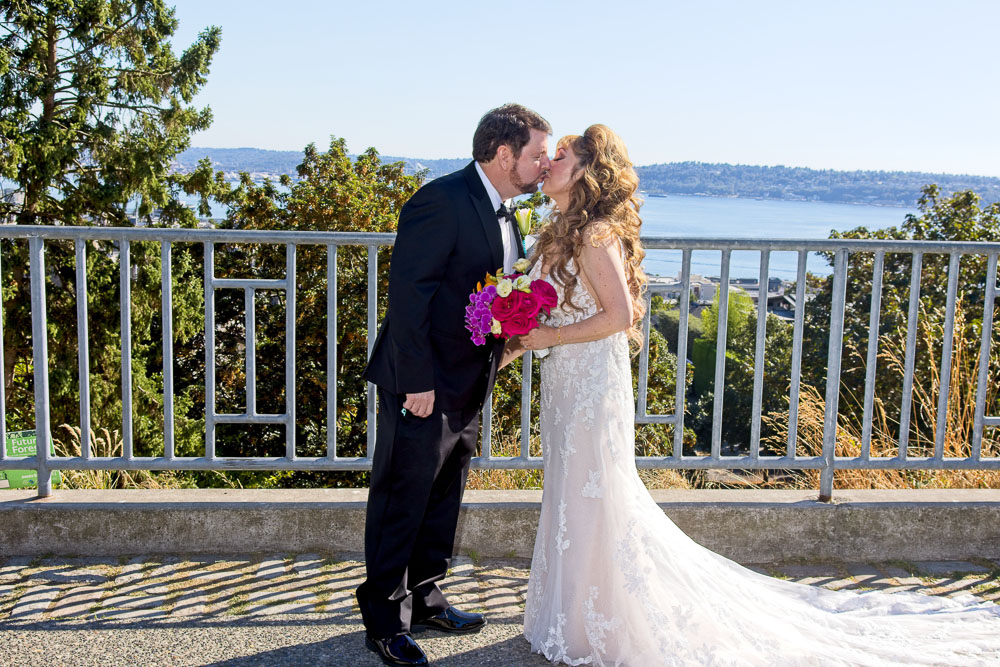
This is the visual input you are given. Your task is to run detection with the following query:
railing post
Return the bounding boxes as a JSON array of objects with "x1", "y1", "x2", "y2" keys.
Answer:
[
  {"x1": 819, "y1": 249, "x2": 848, "y2": 502},
  {"x1": 326, "y1": 244, "x2": 338, "y2": 459},
  {"x1": 285, "y1": 243, "x2": 296, "y2": 459},
  {"x1": 161, "y1": 241, "x2": 174, "y2": 459},
  {"x1": 0, "y1": 240, "x2": 6, "y2": 461},
  {"x1": 120, "y1": 238, "x2": 133, "y2": 460},
  {"x1": 972, "y1": 253, "x2": 998, "y2": 456},
  {"x1": 77, "y1": 240, "x2": 91, "y2": 457},
  {"x1": 366, "y1": 245, "x2": 377, "y2": 458},
  {"x1": 29, "y1": 236, "x2": 53, "y2": 497},
  {"x1": 711, "y1": 250, "x2": 732, "y2": 458}
]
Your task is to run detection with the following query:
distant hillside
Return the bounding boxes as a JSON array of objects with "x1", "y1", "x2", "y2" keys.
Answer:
[
  {"x1": 173, "y1": 148, "x2": 1000, "y2": 208},
  {"x1": 172, "y1": 147, "x2": 465, "y2": 181},
  {"x1": 637, "y1": 162, "x2": 1000, "y2": 207}
]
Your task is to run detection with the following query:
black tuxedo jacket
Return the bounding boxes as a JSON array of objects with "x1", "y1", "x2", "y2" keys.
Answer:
[{"x1": 363, "y1": 161, "x2": 526, "y2": 412}]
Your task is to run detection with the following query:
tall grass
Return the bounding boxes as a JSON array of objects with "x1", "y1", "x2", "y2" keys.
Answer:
[
  {"x1": 52, "y1": 424, "x2": 241, "y2": 490},
  {"x1": 764, "y1": 299, "x2": 1000, "y2": 489}
]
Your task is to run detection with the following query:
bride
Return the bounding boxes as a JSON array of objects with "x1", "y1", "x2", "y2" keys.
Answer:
[{"x1": 502, "y1": 124, "x2": 1000, "y2": 666}]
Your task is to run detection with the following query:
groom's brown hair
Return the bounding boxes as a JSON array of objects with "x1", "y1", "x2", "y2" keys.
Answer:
[{"x1": 473, "y1": 103, "x2": 551, "y2": 163}]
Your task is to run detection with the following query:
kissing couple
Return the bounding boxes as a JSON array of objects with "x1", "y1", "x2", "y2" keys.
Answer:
[{"x1": 360, "y1": 104, "x2": 1000, "y2": 665}]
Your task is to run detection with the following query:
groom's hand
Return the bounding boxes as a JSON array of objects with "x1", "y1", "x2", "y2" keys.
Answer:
[{"x1": 403, "y1": 390, "x2": 435, "y2": 418}]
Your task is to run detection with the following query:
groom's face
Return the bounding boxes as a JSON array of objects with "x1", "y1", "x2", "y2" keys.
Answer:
[{"x1": 508, "y1": 130, "x2": 551, "y2": 195}]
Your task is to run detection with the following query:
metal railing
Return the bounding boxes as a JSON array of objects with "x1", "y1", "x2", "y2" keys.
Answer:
[{"x1": 1, "y1": 227, "x2": 999, "y2": 501}]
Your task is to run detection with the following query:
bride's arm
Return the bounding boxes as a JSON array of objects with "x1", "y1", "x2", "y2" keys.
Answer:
[
  {"x1": 499, "y1": 338, "x2": 526, "y2": 369},
  {"x1": 520, "y1": 232, "x2": 633, "y2": 349}
]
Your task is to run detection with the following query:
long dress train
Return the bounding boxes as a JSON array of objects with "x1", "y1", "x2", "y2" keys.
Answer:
[{"x1": 523, "y1": 258, "x2": 1000, "y2": 666}]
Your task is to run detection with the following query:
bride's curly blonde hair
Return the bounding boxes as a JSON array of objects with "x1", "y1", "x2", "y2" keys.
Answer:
[{"x1": 533, "y1": 124, "x2": 648, "y2": 351}]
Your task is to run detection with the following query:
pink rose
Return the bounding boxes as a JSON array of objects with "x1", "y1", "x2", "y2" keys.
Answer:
[
  {"x1": 519, "y1": 291, "x2": 541, "y2": 319},
  {"x1": 530, "y1": 280, "x2": 558, "y2": 313},
  {"x1": 502, "y1": 312, "x2": 537, "y2": 337},
  {"x1": 492, "y1": 291, "x2": 524, "y2": 322}
]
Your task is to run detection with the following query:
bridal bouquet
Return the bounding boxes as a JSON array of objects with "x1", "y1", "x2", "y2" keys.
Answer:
[{"x1": 465, "y1": 258, "x2": 557, "y2": 346}]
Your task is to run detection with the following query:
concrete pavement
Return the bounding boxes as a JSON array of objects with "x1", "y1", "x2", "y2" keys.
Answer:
[{"x1": 1, "y1": 553, "x2": 999, "y2": 666}]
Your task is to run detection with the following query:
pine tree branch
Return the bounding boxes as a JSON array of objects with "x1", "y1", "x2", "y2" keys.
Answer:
[{"x1": 53, "y1": 11, "x2": 143, "y2": 66}]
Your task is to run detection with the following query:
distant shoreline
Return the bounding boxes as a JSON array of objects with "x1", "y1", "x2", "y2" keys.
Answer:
[{"x1": 642, "y1": 191, "x2": 913, "y2": 209}]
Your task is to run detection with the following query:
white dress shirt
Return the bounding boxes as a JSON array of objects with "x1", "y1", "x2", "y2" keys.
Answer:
[{"x1": 474, "y1": 161, "x2": 518, "y2": 273}]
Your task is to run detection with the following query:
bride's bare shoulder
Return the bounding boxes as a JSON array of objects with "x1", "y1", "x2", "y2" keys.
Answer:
[{"x1": 581, "y1": 219, "x2": 620, "y2": 248}]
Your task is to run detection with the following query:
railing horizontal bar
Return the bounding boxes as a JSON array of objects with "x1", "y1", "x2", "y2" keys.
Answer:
[
  {"x1": 5, "y1": 226, "x2": 1000, "y2": 254},
  {"x1": 9, "y1": 453, "x2": 1000, "y2": 472},
  {"x1": 213, "y1": 413, "x2": 288, "y2": 424},
  {"x1": 636, "y1": 415, "x2": 677, "y2": 425},
  {"x1": 213, "y1": 278, "x2": 287, "y2": 290},
  {"x1": 0, "y1": 227, "x2": 398, "y2": 245},
  {"x1": 982, "y1": 416, "x2": 1000, "y2": 426}
]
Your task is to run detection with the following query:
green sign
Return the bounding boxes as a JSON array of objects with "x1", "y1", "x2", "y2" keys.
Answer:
[{"x1": 1, "y1": 430, "x2": 62, "y2": 489}]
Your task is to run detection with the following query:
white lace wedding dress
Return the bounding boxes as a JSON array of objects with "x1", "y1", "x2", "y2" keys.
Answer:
[{"x1": 523, "y1": 258, "x2": 1000, "y2": 666}]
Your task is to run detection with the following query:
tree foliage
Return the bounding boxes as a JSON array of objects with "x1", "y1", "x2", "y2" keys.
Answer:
[{"x1": 1, "y1": 2, "x2": 219, "y2": 466}]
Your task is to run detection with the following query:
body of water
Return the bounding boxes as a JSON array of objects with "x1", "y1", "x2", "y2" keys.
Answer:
[
  {"x1": 179, "y1": 189, "x2": 914, "y2": 282},
  {"x1": 637, "y1": 194, "x2": 914, "y2": 280}
]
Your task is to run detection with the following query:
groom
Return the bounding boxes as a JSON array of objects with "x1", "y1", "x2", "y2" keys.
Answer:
[{"x1": 359, "y1": 103, "x2": 551, "y2": 666}]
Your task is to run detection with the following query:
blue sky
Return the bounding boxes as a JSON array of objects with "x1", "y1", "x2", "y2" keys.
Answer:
[{"x1": 169, "y1": 0, "x2": 1000, "y2": 177}]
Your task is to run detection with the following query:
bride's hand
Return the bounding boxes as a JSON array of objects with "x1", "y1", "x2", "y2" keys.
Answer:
[{"x1": 520, "y1": 324, "x2": 557, "y2": 350}]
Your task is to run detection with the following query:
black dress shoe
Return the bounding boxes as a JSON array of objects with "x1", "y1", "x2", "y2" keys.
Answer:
[
  {"x1": 364, "y1": 633, "x2": 428, "y2": 666},
  {"x1": 411, "y1": 606, "x2": 486, "y2": 634}
]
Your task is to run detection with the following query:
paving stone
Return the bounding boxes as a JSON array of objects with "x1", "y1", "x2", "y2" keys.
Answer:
[
  {"x1": 114, "y1": 581, "x2": 171, "y2": 596},
  {"x1": 189, "y1": 569, "x2": 243, "y2": 582},
  {"x1": 26, "y1": 566, "x2": 107, "y2": 584},
  {"x1": 774, "y1": 564, "x2": 829, "y2": 577},
  {"x1": 254, "y1": 559, "x2": 288, "y2": 580},
  {"x1": 47, "y1": 585, "x2": 105, "y2": 618},
  {"x1": 0, "y1": 557, "x2": 33, "y2": 582},
  {"x1": 290, "y1": 554, "x2": 326, "y2": 576},
  {"x1": 170, "y1": 591, "x2": 208, "y2": 616},
  {"x1": 449, "y1": 556, "x2": 475, "y2": 577},
  {"x1": 112, "y1": 557, "x2": 151, "y2": 586},
  {"x1": 142, "y1": 559, "x2": 183, "y2": 581},
  {"x1": 926, "y1": 578, "x2": 983, "y2": 598},
  {"x1": 243, "y1": 589, "x2": 319, "y2": 614},
  {"x1": 481, "y1": 586, "x2": 521, "y2": 616},
  {"x1": 102, "y1": 593, "x2": 169, "y2": 611},
  {"x1": 818, "y1": 577, "x2": 855, "y2": 591},
  {"x1": 96, "y1": 606, "x2": 170, "y2": 620},
  {"x1": 843, "y1": 563, "x2": 897, "y2": 589},
  {"x1": 9, "y1": 585, "x2": 62, "y2": 619},
  {"x1": 913, "y1": 561, "x2": 990, "y2": 576},
  {"x1": 322, "y1": 589, "x2": 358, "y2": 613}
]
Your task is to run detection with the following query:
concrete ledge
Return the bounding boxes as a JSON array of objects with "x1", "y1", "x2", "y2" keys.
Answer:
[{"x1": 2, "y1": 489, "x2": 1000, "y2": 562}]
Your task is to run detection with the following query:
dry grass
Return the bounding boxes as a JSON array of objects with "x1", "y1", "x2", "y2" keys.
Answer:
[
  {"x1": 465, "y1": 413, "x2": 693, "y2": 491},
  {"x1": 764, "y1": 299, "x2": 1000, "y2": 489}
]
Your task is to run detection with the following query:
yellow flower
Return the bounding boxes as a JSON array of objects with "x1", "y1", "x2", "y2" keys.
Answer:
[
  {"x1": 514, "y1": 274, "x2": 531, "y2": 291},
  {"x1": 513, "y1": 258, "x2": 530, "y2": 274},
  {"x1": 491, "y1": 318, "x2": 502, "y2": 335},
  {"x1": 496, "y1": 279, "x2": 513, "y2": 297},
  {"x1": 514, "y1": 208, "x2": 533, "y2": 237}
]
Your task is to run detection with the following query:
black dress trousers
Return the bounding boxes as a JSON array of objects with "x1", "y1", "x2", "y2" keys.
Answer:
[{"x1": 356, "y1": 386, "x2": 481, "y2": 638}]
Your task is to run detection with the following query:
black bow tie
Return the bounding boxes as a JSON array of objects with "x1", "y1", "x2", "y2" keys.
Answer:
[{"x1": 496, "y1": 203, "x2": 514, "y2": 224}]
